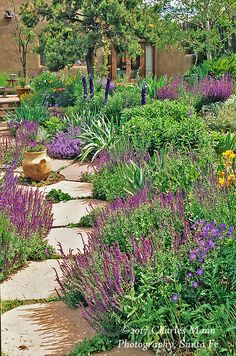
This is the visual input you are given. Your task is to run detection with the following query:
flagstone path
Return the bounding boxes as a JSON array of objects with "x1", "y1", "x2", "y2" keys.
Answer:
[{"x1": 1, "y1": 159, "x2": 152, "y2": 356}]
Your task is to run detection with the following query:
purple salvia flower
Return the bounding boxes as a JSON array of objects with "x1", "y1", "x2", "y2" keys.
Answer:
[
  {"x1": 82, "y1": 74, "x2": 88, "y2": 100},
  {"x1": 141, "y1": 82, "x2": 146, "y2": 105},
  {"x1": 89, "y1": 75, "x2": 94, "y2": 99},
  {"x1": 104, "y1": 77, "x2": 111, "y2": 103}
]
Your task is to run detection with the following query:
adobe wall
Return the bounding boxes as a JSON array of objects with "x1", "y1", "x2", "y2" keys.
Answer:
[
  {"x1": 0, "y1": 0, "x2": 41, "y2": 75},
  {"x1": 155, "y1": 47, "x2": 194, "y2": 78}
]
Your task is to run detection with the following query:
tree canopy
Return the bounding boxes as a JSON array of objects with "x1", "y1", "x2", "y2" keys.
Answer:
[
  {"x1": 157, "y1": 0, "x2": 236, "y2": 61},
  {"x1": 20, "y1": 0, "x2": 158, "y2": 73}
]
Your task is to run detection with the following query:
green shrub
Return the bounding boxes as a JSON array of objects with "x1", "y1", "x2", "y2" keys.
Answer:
[
  {"x1": 43, "y1": 117, "x2": 66, "y2": 138},
  {"x1": 68, "y1": 334, "x2": 118, "y2": 356},
  {"x1": 30, "y1": 71, "x2": 64, "y2": 93},
  {"x1": 201, "y1": 95, "x2": 236, "y2": 132},
  {"x1": 96, "y1": 198, "x2": 187, "y2": 253},
  {"x1": 186, "y1": 181, "x2": 236, "y2": 227},
  {"x1": 123, "y1": 101, "x2": 208, "y2": 154},
  {"x1": 118, "y1": 234, "x2": 236, "y2": 354},
  {"x1": 0, "y1": 214, "x2": 55, "y2": 281},
  {"x1": 93, "y1": 166, "x2": 128, "y2": 201},
  {"x1": 150, "y1": 148, "x2": 216, "y2": 193},
  {"x1": 205, "y1": 54, "x2": 236, "y2": 78}
]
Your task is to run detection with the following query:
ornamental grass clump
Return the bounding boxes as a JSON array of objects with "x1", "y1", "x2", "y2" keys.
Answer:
[{"x1": 47, "y1": 126, "x2": 81, "y2": 158}]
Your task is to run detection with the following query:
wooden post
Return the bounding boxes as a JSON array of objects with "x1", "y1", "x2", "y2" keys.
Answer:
[
  {"x1": 139, "y1": 41, "x2": 145, "y2": 77},
  {"x1": 126, "y1": 55, "x2": 132, "y2": 81},
  {"x1": 111, "y1": 48, "x2": 117, "y2": 80}
]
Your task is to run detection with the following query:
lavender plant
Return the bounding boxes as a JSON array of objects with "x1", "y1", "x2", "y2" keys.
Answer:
[{"x1": 47, "y1": 126, "x2": 81, "y2": 158}]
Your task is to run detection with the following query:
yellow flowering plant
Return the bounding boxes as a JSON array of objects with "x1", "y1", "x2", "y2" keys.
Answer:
[{"x1": 218, "y1": 150, "x2": 236, "y2": 188}]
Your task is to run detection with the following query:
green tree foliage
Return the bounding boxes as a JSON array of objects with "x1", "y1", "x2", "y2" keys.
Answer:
[
  {"x1": 155, "y1": 0, "x2": 236, "y2": 61},
  {"x1": 20, "y1": 0, "x2": 157, "y2": 73}
]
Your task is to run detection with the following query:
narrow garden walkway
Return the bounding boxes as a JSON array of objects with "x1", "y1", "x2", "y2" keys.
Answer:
[{"x1": 1, "y1": 159, "x2": 152, "y2": 355}]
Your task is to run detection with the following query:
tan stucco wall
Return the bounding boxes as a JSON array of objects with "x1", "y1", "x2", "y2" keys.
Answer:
[
  {"x1": 155, "y1": 47, "x2": 194, "y2": 78},
  {"x1": 0, "y1": 0, "x2": 42, "y2": 75}
]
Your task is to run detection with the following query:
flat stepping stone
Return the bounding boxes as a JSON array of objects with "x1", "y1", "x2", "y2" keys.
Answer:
[
  {"x1": 1, "y1": 260, "x2": 62, "y2": 301},
  {"x1": 47, "y1": 227, "x2": 92, "y2": 255},
  {"x1": 52, "y1": 199, "x2": 107, "y2": 227},
  {"x1": 2, "y1": 301, "x2": 96, "y2": 356},
  {"x1": 38, "y1": 181, "x2": 93, "y2": 198},
  {"x1": 50, "y1": 158, "x2": 74, "y2": 172},
  {"x1": 60, "y1": 162, "x2": 96, "y2": 181}
]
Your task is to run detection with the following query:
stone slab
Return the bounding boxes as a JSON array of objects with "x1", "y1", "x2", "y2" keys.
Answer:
[
  {"x1": 1, "y1": 260, "x2": 62, "y2": 301},
  {"x1": 52, "y1": 199, "x2": 107, "y2": 227},
  {"x1": 1, "y1": 302, "x2": 96, "y2": 356},
  {"x1": 38, "y1": 181, "x2": 93, "y2": 198},
  {"x1": 60, "y1": 162, "x2": 96, "y2": 181},
  {"x1": 50, "y1": 159, "x2": 74, "y2": 172},
  {"x1": 46, "y1": 227, "x2": 92, "y2": 255}
]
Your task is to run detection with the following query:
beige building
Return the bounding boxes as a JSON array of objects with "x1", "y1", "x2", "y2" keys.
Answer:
[{"x1": 0, "y1": 0, "x2": 194, "y2": 78}]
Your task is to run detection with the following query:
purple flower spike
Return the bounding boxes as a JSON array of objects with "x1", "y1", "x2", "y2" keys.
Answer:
[
  {"x1": 192, "y1": 281, "x2": 199, "y2": 289},
  {"x1": 171, "y1": 293, "x2": 179, "y2": 302},
  {"x1": 187, "y1": 272, "x2": 193, "y2": 278},
  {"x1": 82, "y1": 74, "x2": 88, "y2": 100},
  {"x1": 89, "y1": 75, "x2": 94, "y2": 99},
  {"x1": 104, "y1": 77, "x2": 111, "y2": 103},
  {"x1": 141, "y1": 82, "x2": 146, "y2": 105}
]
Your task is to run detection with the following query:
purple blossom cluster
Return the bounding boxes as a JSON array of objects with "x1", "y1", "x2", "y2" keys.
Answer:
[
  {"x1": 47, "y1": 126, "x2": 81, "y2": 158},
  {"x1": 190, "y1": 220, "x2": 234, "y2": 263},
  {"x1": 0, "y1": 165, "x2": 53, "y2": 239},
  {"x1": 195, "y1": 75, "x2": 234, "y2": 103},
  {"x1": 157, "y1": 78, "x2": 189, "y2": 100},
  {"x1": 157, "y1": 75, "x2": 233, "y2": 103},
  {"x1": 94, "y1": 148, "x2": 150, "y2": 171},
  {"x1": 55, "y1": 234, "x2": 156, "y2": 331}
]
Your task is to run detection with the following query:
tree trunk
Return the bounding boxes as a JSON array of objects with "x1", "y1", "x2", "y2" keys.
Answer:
[
  {"x1": 206, "y1": 20, "x2": 212, "y2": 60},
  {"x1": 86, "y1": 48, "x2": 95, "y2": 76}
]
